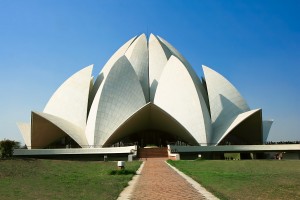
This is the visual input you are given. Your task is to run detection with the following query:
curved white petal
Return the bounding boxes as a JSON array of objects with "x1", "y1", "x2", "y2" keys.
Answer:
[
  {"x1": 89, "y1": 36, "x2": 137, "y2": 106},
  {"x1": 125, "y1": 34, "x2": 149, "y2": 101},
  {"x1": 44, "y1": 65, "x2": 93, "y2": 130},
  {"x1": 203, "y1": 65, "x2": 250, "y2": 143},
  {"x1": 203, "y1": 65, "x2": 250, "y2": 121},
  {"x1": 100, "y1": 36, "x2": 137, "y2": 76},
  {"x1": 263, "y1": 120, "x2": 274, "y2": 142},
  {"x1": 31, "y1": 112, "x2": 88, "y2": 148},
  {"x1": 148, "y1": 34, "x2": 172, "y2": 102},
  {"x1": 85, "y1": 77, "x2": 104, "y2": 146},
  {"x1": 157, "y1": 35, "x2": 209, "y2": 107},
  {"x1": 154, "y1": 56, "x2": 211, "y2": 145},
  {"x1": 215, "y1": 109, "x2": 262, "y2": 145},
  {"x1": 86, "y1": 56, "x2": 146, "y2": 147},
  {"x1": 17, "y1": 122, "x2": 31, "y2": 149}
]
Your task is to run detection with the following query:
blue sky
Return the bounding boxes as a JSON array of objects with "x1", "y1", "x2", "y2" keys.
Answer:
[{"x1": 0, "y1": 0, "x2": 299, "y2": 144}]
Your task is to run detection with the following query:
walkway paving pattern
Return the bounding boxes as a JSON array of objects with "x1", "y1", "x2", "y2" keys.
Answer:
[{"x1": 130, "y1": 158, "x2": 205, "y2": 200}]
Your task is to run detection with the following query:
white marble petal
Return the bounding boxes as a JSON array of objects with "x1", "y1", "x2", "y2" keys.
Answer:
[
  {"x1": 214, "y1": 109, "x2": 261, "y2": 145},
  {"x1": 32, "y1": 112, "x2": 88, "y2": 148},
  {"x1": 203, "y1": 65, "x2": 250, "y2": 121},
  {"x1": 125, "y1": 34, "x2": 149, "y2": 101},
  {"x1": 89, "y1": 36, "x2": 137, "y2": 107},
  {"x1": 157, "y1": 35, "x2": 209, "y2": 107},
  {"x1": 85, "y1": 78, "x2": 104, "y2": 146},
  {"x1": 263, "y1": 120, "x2": 274, "y2": 142},
  {"x1": 148, "y1": 34, "x2": 172, "y2": 102},
  {"x1": 203, "y1": 65, "x2": 250, "y2": 143},
  {"x1": 17, "y1": 122, "x2": 31, "y2": 149},
  {"x1": 44, "y1": 65, "x2": 93, "y2": 130},
  {"x1": 154, "y1": 56, "x2": 211, "y2": 145},
  {"x1": 86, "y1": 56, "x2": 146, "y2": 147}
]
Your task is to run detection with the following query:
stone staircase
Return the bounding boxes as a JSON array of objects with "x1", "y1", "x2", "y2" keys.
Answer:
[{"x1": 138, "y1": 147, "x2": 168, "y2": 158}]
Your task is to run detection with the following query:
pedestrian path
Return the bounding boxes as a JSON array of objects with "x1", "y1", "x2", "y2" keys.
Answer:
[{"x1": 130, "y1": 158, "x2": 206, "y2": 200}]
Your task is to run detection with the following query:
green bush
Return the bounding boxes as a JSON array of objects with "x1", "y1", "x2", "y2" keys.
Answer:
[
  {"x1": 0, "y1": 139, "x2": 20, "y2": 158},
  {"x1": 108, "y1": 169, "x2": 136, "y2": 175}
]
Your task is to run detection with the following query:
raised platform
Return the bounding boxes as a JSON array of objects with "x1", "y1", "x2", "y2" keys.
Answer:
[
  {"x1": 13, "y1": 146, "x2": 137, "y2": 160},
  {"x1": 169, "y1": 144, "x2": 300, "y2": 153},
  {"x1": 13, "y1": 145, "x2": 300, "y2": 160},
  {"x1": 14, "y1": 146, "x2": 136, "y2": 155}
]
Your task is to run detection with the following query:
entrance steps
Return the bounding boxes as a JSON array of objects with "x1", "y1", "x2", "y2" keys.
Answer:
[{"x1": 138, "y1": 147, "x2": 168, "y2": 158}]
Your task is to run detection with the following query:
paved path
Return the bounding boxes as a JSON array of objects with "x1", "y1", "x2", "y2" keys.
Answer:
[{"x1": 130, "y1": 158, "x2": 205, "y2": 200}]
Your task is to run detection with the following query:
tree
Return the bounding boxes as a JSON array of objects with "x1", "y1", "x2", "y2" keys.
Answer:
[{"x1": 0, "y1": 139, "x2": 20, "y2": 158}]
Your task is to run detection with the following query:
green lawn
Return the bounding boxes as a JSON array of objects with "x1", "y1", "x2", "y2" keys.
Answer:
[
  {"x1": 0, "y1": 159, "x2": 141, "y2": 200},
  {"x1": 168, "y1": 160, "x2": 300, "y2": 200}
]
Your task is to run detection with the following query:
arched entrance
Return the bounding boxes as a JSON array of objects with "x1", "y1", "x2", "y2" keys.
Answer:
[
  {"x1": 122, "y1": 130, "x2": 179, "y2": 147},
  {"x1": 103, "y1": 103, "x2": 199, "y2": 147}
]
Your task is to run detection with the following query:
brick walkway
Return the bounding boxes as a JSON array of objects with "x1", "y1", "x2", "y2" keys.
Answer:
[{"x1": 130, "y1": 158, "x2": 205, "y2": 200}]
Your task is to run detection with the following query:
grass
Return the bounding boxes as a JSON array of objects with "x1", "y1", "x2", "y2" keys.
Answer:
[
  {"x1": 0, "y1": 159, "x2": 141, "y2": 200},
  {"x1": 168, "y1": 159, "x2": 300, "y2": 200}
]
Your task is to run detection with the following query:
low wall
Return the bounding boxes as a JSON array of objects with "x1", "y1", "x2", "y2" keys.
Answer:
[
  {"x1": 169, "y1": 144, "x2": 300, "y2": 160},
  {"x1": 13, "y1": 146, "x2": 137, "y2": 161}
]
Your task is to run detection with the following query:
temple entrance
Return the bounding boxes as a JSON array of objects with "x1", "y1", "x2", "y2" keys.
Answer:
[
  {"x1": 127, "y1": 130, "x2": 177, "y2": 147},
  {"x1": 110, "y1": 129, "x2": 190, "y2": 148},
  {"x1": 103, "y1": 103, "x2": 199, "y2": 147}
]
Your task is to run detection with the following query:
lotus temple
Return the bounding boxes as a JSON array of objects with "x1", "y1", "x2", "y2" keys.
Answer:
[{"x1": 16, "y1": 33, "x2": 300, "y2": 160}]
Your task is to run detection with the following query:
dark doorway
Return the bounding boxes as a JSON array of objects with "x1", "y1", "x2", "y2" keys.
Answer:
[{"x1": 126, "y1": 130, "x2": 178, "y2": 147}]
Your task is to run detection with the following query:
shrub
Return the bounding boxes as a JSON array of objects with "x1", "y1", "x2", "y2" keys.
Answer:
[
  {"x1": 195, "y1": 157, "x2": 205, "y2": 161},
  {"x1": 0, "y1": 139, "x2": 20, "y2": 158},
  {"x1": 108, "y1": 169, "x2": 136, "y2": 175}
]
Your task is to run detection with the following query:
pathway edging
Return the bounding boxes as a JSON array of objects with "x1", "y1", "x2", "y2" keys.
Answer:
[
  {"x1": 117, "y1": 161, "x2": 145, "y2": 200},
  {"x1": 165, "y1": 161, "x2": 220, "y2": 200}
]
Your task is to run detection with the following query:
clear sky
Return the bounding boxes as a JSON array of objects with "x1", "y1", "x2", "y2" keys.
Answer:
[{"x1": 0, "y1": 0, "x2": 299, "y2": 144}]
